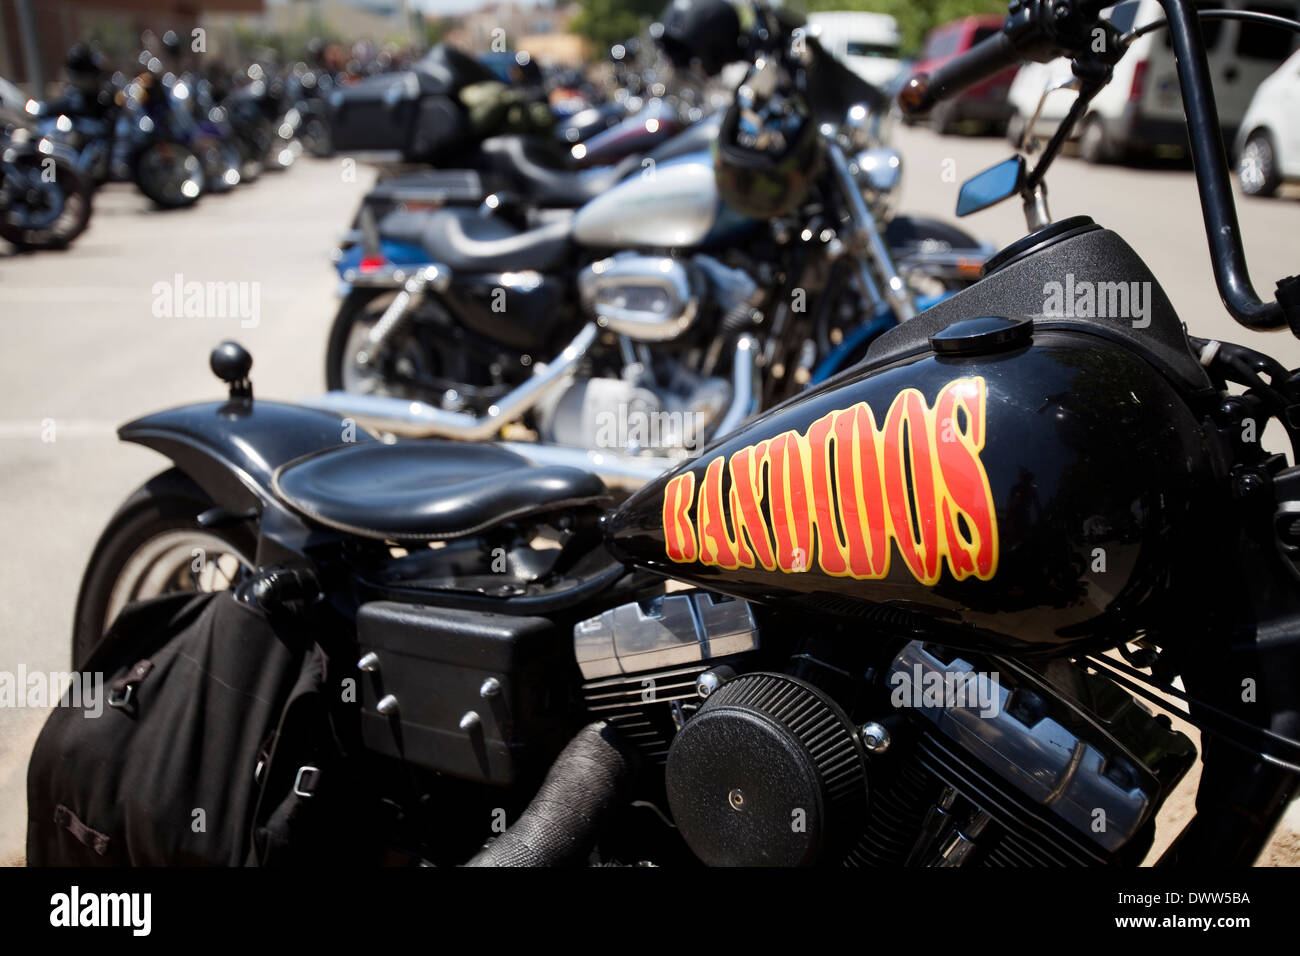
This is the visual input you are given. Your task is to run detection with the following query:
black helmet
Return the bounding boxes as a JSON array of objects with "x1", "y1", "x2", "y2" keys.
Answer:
[
  {"x1": 66, "y1": 43, "x2": 106, "y2": 77},
  {"x1": 714, "y1": 56, "x2": 822, "y2": 220},
  {"x1": 656, "y1": 0, "x2": 745, "y2": 77}
]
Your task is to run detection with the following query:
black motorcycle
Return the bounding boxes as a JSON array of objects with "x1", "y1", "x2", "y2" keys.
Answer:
[
  {"x1": 34, "y1": 0, "x2": 1300, "y2": 867},
  {"x1": 0, "y1": 125, "x2": 93, "y2": 251}
]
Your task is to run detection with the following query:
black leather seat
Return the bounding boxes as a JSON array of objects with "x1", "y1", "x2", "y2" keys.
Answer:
[
  {"x1": 379, "y1": 207, "x2": 573, "y2": 273},
  {"x1": 272, "y1": 442, "x2": 607, "y2": 541},
  {"x1": 479, "y1": 135, "x2": 639, "y2": 207}
]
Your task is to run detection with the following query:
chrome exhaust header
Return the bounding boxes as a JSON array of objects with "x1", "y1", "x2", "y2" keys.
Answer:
[
  {"x1": 302, "y1": 323, "x2": 598, "y2": 441},
  {"x1": 299, "y1": 332, "x2": 758, "y2": 491}
]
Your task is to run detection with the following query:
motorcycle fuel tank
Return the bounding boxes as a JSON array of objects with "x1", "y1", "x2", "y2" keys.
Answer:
[
  {"x1": 572, "y1": 153, "x2": 720, "y2": 249},
  {"x1": 606, "y1": 316, "x2": 1222, "y2": 656}
]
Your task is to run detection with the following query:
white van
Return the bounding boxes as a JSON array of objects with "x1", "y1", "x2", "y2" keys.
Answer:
[
  {"x1": 1006, "y1": 0, "x2": 1299, "y2": 162},
  {"x1": 806, "y1": 11, "x2": 905, "y2": 90}
]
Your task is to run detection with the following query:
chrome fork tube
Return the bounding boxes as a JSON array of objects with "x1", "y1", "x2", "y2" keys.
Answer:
[{"x1": 826, "y1": 140, "x2": 917, "y2": 322}]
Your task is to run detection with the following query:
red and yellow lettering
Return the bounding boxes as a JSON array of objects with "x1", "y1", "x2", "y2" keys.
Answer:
[
  {"x1": 933, "y1": 378, "x2": 998, "y2": 580},
  {"x1": 697, "y1": 456, "x2": 740, "y2": 568},
  {"x1": 661, "y1": 376, "x2": 998, "y2": 585},
  {"x1": 768, "y1": 431, "x2": 814, "y2": 572},
  {"x1": 662, "y1": 471, "x2": 697, "y2": 563},
  {"x1": 728, "y1": 442, "x2": 774, "y2": 570},
  {"x1": 882, "y1": 389, "x2": 943, "y2": 585}
]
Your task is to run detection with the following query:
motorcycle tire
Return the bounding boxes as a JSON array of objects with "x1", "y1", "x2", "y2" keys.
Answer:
[
  {"x1": 133, "y1": 141, "x2": 205, "y2": 209},
  {"x1": 195, "y1": 137, "x2": 242, "y2": 193},
  {"x1": 72, "y1": 468, "x2": 256, "y2": 669},
  {"x1": 0, "y1": 153, "x2": 93, "y2": 251},
  {"x1": 325, "y1": 288, "x2": 439, "y2": 397}
]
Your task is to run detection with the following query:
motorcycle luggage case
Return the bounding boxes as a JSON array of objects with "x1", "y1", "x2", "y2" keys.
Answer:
[
  {"x1": 355, "y1": 601, "x2": 571, "y2": 784},
  {"x1": 328, "y1": 72, "x2": 468, "y2": 161},
  {"x1": 356, "y1": 169, "x2": 492, "y2": 226}
]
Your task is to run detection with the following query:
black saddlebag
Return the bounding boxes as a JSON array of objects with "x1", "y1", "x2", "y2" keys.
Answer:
[
  {"x1": 328, "y1": 70, "x2": 470, "y2": 161},
  {"x1": 26, "y1": 588, "x2": 356, "y2": 866}
]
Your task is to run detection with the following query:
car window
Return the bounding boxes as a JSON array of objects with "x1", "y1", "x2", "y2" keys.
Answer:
[
  {"x1": 1237, "y1": 4, "x2": 1297, "y2": 61},
  {"x1": 924, "y1": 28, "x2": 958, "y2": 59},
  {"x1": 845, "y1": 41, "x2": 900, "y2": 58}
]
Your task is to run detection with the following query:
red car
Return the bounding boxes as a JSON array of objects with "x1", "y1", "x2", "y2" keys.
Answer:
[{"x1": 911, "y1": 15, "x2": 1019, "y2": 134}]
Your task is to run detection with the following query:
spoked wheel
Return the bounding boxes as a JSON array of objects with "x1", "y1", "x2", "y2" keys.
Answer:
[
  {"x1": 0, "y1": 153, "x2": 93, "y2": 250},
  {"x1": 1238, "y1": 131, "x2": 1281, "y2": 198},
  {"x1": 194, "y1": 136, "x2": 242, "y2": 193},
  {"x1": 134, "y1": 141, "x2": 205, "y2": 208},
  {"x1": 72, "y1": 469, "x2": 255, "y2": 668},
  {"x1": 325, "y1": 289, "x2": 440, "y2": 399}
]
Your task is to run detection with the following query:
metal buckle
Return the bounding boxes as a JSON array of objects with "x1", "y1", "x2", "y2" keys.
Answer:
[
  {"x1": 293, "y1": 765, "x2": 320, "y2": 798},
  {"x1": 107, "y1": 684, "x2": 134, "y2": 711}
]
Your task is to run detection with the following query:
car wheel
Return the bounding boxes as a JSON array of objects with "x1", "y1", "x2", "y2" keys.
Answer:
[
  {"x1": 1079, "y1": 116, "x2": 1112, "y2": 164},
  {"x1": 1239, "y1": 131, "x2": 1281, "y2": 198}
]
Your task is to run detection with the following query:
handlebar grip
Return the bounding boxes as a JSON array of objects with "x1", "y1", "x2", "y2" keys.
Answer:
[{"x1": 898, "y1": 30, "x2": 1020, "y2": 116}]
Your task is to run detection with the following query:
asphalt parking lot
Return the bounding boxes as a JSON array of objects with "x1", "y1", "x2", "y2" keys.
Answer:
[{"x1": 2, "y1": 127, "x2": 1298, "y2": 864}]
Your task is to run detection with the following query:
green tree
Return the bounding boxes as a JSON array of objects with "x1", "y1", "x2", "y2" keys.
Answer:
[
  {"x1": 423, "y1": 16, "x2": 462, "y2": 51},
  {"x1": 570, "y1": 0, "x2": 663, "y2": 54}
]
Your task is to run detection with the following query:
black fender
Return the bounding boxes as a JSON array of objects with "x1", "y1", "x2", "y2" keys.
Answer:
[
  {"x1": 118, "y1": 398, "x2": 375, "y2": 523},
  {"x1": 885, "y1": 213, "x2": 987, "y2": 253}
]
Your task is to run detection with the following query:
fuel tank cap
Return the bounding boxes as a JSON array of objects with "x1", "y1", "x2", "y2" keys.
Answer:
[{"x1": 929, "y1": 315, "x2": 1031, "y2": 356}]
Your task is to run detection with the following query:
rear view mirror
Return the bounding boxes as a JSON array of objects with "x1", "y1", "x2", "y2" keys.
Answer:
[{"x1": 956, "y1": 156, "x2": 1026, "y2": 217}]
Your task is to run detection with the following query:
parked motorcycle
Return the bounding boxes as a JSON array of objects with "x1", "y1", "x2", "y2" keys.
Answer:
[
  {"x1": 35, "y1": 47, "x2": 207, "y2": 209},
  {"x1": 37, "y1": 0, "x2": 1300, "y2": 869},
  {"x1": 315, "y1": 21, "x2": 990, "y2": 487},
  {"x1": 0, "y1": 126, "x2": 93, "y2": 250}
]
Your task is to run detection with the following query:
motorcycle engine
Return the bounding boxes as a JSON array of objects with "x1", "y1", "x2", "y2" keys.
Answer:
[
  {"x1": 536, "y1": 369, "x2": 730, "y2": 457},
  {"x1": 573, "y1": 597, "x2": 1198, "y2": 867},
  {"x1": 541, "y1": 253, "x2": 760, "y2": 456}
]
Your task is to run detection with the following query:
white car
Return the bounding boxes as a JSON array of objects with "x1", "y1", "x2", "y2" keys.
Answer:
[
  {"x1": 1006, "y1": 0, "x2": 1298, "y2": 163},
  {"x1": 806, "y1": 11, "x2": 905, "y2": 90},
  {"x1": 1235, "y1": 48, "x2": 1300, "y2": 196}
]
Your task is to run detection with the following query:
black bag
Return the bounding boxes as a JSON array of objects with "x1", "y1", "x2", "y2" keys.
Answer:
[{"x1": 26, "y1": 588, "x2": 352, "y2": 866}]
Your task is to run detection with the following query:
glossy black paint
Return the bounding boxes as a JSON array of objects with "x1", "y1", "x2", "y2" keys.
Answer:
[
  {"x1": 119, "y1": 398, "x2": 374, "y2": 515},
  {"x1": 439, "y1": 272, "x2": 572, "y2": 353},
  {"x1": 607, "y1": 227, "x2": 1229, "y2": 656}
]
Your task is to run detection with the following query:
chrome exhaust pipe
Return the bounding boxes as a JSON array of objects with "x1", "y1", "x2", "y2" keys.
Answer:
[
  {"x1": 301, "y1": 323, "x2": 598, "y2": 440},
  {"x1": 712, "y1": 334, "x2": 758, "y2": 441}
]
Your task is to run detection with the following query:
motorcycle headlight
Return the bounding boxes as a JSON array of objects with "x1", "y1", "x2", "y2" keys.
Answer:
[
  {"x1": 843, "y1": 103, "x2": 874, "y2": 151},
  {"x1": 851, "y1": 147, "x2": 902, "y2": 220}
]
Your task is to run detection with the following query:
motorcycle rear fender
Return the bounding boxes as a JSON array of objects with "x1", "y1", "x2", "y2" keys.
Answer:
[
  {"x1": 118, "y1": 398, "x2": 374, "y2": 525},
  {"x1": 333, "y1": 238, "x2": 430, "y2": 286}
]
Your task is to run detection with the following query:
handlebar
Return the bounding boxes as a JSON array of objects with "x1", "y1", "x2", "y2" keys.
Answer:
[
  {"x1": 898, "y1": 30, "x2": 1020, "y2": 117},
  {"x1": 897, "y1": 0, "x2": 1298, "y2": 336}
]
